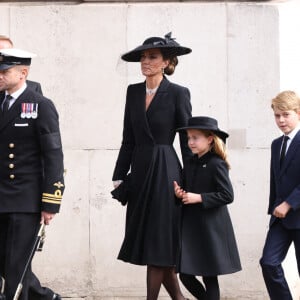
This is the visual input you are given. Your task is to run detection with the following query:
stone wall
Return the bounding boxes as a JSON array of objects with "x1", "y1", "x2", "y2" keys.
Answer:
[{"x1": 0, "y1": 1, "x2": 299, "y2": 298}]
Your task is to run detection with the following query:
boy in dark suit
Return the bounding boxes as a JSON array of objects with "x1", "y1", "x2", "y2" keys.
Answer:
[{"x1": 260, "y1": 90, "x2": 300, "y2": 300}]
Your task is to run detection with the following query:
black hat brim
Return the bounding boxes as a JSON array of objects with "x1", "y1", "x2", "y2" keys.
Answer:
[
  {"x1": 121, "y1": 44, "x2": 192, "y2": 62},
  {"x1": 177, "y1": 125, "x2": 229, "y2": 143}
]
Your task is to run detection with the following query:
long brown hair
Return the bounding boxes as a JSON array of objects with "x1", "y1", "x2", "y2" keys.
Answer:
[{"x1": 202, "y1": 129, "x2": 230, "y2": 169}]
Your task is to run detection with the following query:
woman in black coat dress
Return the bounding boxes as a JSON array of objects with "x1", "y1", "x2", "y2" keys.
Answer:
[
  {"x1": 112, "y1": 33, "x2": 192, "y2": 299},
  {"x1": 174, "y1": 117, "x2": 241, "y2": 300}
]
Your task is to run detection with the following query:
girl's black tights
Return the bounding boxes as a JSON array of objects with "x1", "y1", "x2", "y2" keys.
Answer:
[{"x1": 179, "y1": 273, "x2": 220, "y2": 300}]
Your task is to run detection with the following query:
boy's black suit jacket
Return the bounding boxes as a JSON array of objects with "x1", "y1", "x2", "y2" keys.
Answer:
[{"x1": 269, "y1": 130, "x2": 300, "y2": 228}]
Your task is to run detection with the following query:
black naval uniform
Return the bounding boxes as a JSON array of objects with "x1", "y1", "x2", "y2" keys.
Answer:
[{"x1": 0, "y1": 85, "x2": 64, "y2": 300}]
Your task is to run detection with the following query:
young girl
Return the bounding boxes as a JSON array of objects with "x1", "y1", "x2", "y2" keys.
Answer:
[{"x1": 174, "y1": 116, "x2": 241, "y2": 300}]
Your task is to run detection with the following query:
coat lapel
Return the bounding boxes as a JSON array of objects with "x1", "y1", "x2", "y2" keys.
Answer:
[
  {"x1": 141, "y1": 77, "x2": 170, "y2": 142},
  {"x1": 146, "y1": 77, "x2": 170, "y2": 115},
  {"x1": 131, "y1": 82, "x2": 154, "y2": 142},
  {"x1": 273, "y1": 137, "x2": 282, "y2": 176},
  {"x1": 279, "y1": 130, "x2": 300, "y2": 176}
]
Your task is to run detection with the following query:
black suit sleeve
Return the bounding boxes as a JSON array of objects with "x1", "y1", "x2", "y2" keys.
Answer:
[
  {"x1": 112, "y1": 85, "x2": 135, "y2": 180},
  {"x1": 268, "y1": 142, "x2": 276, "y2": 215},
  {"x1": 175, "y1": 86, "x2": 192, "y2": 164},
  {"x1": 201, "y1": 160, "x2": 234, "y2": 209}
]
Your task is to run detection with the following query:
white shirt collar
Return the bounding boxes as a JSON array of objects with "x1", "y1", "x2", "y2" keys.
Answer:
[
  {"x1": 6, "y1": 82, "x2": 27, "y2": 100},
  {"x1": 286, "y1": 122, "x2": 300, "y2": 142}
]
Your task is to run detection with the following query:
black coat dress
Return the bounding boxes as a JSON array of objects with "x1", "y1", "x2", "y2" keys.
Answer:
[
  {"x1": 113, "y1": 77, "x2": 192, "y2": 266},
  {"x1": 179, "y1": 152, "x2": 241, "y2": 276}
]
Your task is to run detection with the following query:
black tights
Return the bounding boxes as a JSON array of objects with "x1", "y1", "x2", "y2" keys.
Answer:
[
  {"x1": 179, "y1": 273, "x2": 220, "y2": 300},
  {"x1": 147, "y1": 265, "x2": 185, "y2": 300}
]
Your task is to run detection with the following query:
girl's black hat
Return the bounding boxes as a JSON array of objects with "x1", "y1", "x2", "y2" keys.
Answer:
[
  {"x1": 121, "y1": 32, "x2": 192, "y2": 62},
  {"x1": 177, "y1": 116, "x2": 229, "y2": 142}
]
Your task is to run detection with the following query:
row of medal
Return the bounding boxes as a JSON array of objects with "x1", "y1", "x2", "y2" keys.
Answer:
[{"x1": 20, "y1": 103, "x2": 38, "y2": 119}]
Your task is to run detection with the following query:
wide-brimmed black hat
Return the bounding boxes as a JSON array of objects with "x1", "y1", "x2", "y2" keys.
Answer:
[
  {"x1": 177, "y1": 116, "x2": 229, "y2": 142},
  {"x1": 121, "y1": 32, "x2": 192, "y2": 62}
]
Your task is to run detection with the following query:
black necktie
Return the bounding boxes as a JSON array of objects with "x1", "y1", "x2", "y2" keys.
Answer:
[
  {"x1": 279, "y1": 135, "x2": 289, "y2": 168},
  {"x1": 2, "y1": 94, "x2": 13, "y2": 113}
]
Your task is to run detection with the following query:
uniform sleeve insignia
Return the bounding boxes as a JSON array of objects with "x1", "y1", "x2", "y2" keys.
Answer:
[
  {"x1": 42, "y1": 181, "x2": 64, "y2": 205},
  {"x1": 42, "y1": 190, "x2": 62, "y2": 205},
  {"x1": 54, "y1": 181, "x2": 64, "y2": 189}
]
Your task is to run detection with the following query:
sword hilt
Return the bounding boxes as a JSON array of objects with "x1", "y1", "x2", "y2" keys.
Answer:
[
  {"x1": 12, "y1": 283, "x2": 22, "y2": 300},
  {"x1": 36, "y1": 224, "x2": 46, "y2": 251}
]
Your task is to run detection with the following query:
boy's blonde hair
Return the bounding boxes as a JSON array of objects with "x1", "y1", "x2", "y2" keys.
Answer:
[
  {"x1": 271, "y1": 90, "x2": 300, "y2": 112},
  {"x1": 202, "y1": 129, "x2": 230, "y2": 169}
]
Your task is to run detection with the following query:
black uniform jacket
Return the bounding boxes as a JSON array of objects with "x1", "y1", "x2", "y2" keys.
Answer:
[
  {"x1": 269, "y1": 130, "x2": 300, "y2": 229},
  {"x1": 0, "y1": 87, "x2": 64, "y2": 213}
]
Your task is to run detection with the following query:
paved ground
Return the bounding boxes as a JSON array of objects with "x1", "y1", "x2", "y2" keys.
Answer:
[{"x1": 59, "y1": 297, "x2": 264, "y2": 300}]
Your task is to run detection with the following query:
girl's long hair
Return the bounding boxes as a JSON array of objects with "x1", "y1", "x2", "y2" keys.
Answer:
[{"x1": 203, "y1": 130, "x2": 230, "y2": 169}]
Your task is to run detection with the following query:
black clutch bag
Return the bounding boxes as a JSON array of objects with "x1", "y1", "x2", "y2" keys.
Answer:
[{"x1": 111, "y1": 173, "x2": 131, "y2": 206}]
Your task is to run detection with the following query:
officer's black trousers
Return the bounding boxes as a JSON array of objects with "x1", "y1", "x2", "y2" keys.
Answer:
[{"x1": 0, "y1": 213, "x2": 54, "y2": 300}]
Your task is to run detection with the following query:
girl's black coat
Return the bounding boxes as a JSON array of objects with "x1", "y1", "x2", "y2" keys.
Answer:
[{"x1": 180, "y1": 152, "x2": 241, "y2": 276}]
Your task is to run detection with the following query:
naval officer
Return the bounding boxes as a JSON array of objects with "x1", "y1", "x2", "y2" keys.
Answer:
[{"x1": 0, "y1": 48, "x2": 64, "y2": 300}]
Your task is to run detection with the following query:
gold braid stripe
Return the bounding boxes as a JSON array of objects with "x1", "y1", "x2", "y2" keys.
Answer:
[
  {"x1": 42, "y1": 192, "x2": 62, "y2": 205},
  {"x1": 42, "y1": 193, "x2": 62, "y2": 199},
  {"x1": 42, "y1": 199, "x2": 61, "y2": 205}
]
